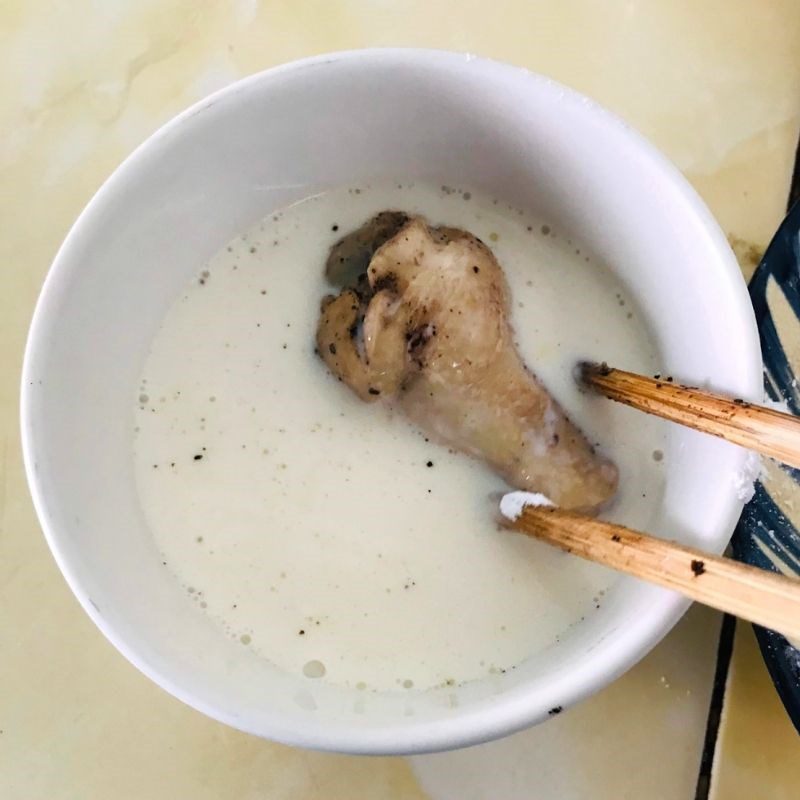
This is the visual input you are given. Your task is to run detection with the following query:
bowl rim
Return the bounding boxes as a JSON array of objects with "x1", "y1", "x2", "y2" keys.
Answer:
[{"x1": 20, "y1": 47, "x2": 763, "y2": 754}]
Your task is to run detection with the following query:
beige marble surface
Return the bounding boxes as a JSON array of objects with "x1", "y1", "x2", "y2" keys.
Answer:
[
  {"x1": 710, "y1": 625, "x2": 800, "y2": 800},
  {"x1": 2, "y1": 2, "x2": 800, "y2": 798}
]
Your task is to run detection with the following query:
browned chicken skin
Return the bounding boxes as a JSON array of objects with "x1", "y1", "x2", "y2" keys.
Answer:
[{"x1": 316, "y1": 213, "x2": 618, "y2": 511}]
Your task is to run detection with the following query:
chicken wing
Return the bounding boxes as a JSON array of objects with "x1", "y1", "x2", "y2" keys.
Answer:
[{"x1": 316, "y1": 213, "x2": 618, "y2": 511}]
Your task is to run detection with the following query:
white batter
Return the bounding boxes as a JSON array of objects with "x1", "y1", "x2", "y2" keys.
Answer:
[{"x1": 134, "y1": 182, "x2": 668, "y2": 692}]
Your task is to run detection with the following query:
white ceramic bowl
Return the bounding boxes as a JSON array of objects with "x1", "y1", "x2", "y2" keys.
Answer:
[{"x1": 21, "y1": 49, "x2": 761, "y2": 754}]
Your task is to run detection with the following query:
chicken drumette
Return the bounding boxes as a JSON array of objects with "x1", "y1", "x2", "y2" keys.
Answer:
[{"x1": 316, "y1": 213, "x2": 618, "y2": 511}]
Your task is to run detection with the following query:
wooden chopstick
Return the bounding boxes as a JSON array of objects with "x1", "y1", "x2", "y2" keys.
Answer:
[
  {"x1": 579, "y1": 362, "x2": 800, "y2": 469},
  {"x1": 507, "y1": 505, "x2": 800, "y2": 641}
]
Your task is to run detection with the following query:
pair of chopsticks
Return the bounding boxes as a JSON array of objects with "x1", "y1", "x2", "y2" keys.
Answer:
[{"x1": 506, "y1": 363, "x2": 800, "y2": 641}]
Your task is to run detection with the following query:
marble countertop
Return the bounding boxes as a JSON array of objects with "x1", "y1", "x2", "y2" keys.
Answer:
[{"x1": 2, "y1": 2, "x2": 800, "y2": 797}]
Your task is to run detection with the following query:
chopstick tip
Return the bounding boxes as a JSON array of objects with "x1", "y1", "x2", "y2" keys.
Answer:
[{"x1": 575, "y1": 360, "x2": 611, "y2": 386}]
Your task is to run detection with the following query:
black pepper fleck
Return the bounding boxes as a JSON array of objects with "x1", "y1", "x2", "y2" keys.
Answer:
[
  {"x1": 426, "y1": 460, "x2": 434, "y2": 468},
  {"x1": 548, "y1": 706, "x2": 562, "y2": 716},
  {"x1": 193, "y1": 454, "x2": 203, "y2": 461}
]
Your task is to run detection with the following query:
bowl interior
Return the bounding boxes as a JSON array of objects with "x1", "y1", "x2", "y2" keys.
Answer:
[{"x1": 22, "y1": 50, "x2": 761, "y2": 753}]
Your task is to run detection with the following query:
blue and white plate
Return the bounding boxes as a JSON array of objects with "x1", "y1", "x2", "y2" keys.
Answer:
[{"x1": 734, "y1": 200, "x2": 800, "y2": 732}]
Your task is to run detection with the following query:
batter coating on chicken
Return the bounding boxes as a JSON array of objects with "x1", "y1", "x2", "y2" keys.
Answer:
[{"x1": 316, "y1": 213, "x2": 618, "y2": 511}]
